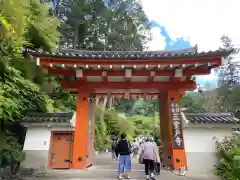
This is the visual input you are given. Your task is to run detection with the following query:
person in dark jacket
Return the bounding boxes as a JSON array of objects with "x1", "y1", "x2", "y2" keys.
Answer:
[{"x1": 116, "y1": 133, "x2": 132, "y2": 180}]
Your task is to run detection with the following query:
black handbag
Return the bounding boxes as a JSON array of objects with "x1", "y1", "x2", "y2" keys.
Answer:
[{"x1": 139, "y1": 157, "x2": 144, "y2": 164}]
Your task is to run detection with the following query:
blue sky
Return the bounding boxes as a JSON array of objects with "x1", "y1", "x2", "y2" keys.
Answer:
[
  {"x1": 150, "y1": 21, "x2": 217, "y2": 88},
  {"x1": 141, "y1": 0, "x2": 240, "y2": 89},
  {"x1": 150, "y1": 21, "x2": 191, "y2": 51}
]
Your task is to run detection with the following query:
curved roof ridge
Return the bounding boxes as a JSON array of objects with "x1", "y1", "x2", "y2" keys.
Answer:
[{"x1": 58, "y1": 46, "x2": 198, "y2": 54}]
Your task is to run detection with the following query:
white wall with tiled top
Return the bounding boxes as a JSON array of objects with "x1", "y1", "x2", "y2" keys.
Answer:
[
  {"x1": 183, "y1": 127, "x2": 233, "y2": 174},
  {"x1": 21, "y1": 127, "x2": 51, "y2": 170},
  {"x1": 184, "y1": 127, "x2": 233, "y2": 153},
  {"x1": 23, "y1": 126, "x2": 75, "y2": 151},
  {"x1": 22, "y1": 126, "x2": 74, "y2": 170},
  {"x1": 23, "y1": 127, "x2": 51, "y2": 151}
]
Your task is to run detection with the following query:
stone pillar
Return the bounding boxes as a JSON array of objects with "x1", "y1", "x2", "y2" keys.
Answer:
[
  {"x1": 72, "y1": 89, "x2": 89, "y2": 168},
  {"x1": 159, "y1": 90, "x2": 187, "y2": 171}
]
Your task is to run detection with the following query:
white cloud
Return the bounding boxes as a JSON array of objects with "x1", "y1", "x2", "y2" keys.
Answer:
[
  {"x1": 142, "y1": 0, "x2": 240, "y2": 52},
  {"x1": 145, "y1": 27, "x2": 166, "y2": 50}
]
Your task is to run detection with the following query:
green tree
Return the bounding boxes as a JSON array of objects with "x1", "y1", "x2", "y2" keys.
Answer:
[
  {"x1": 94, "y1": 106, "x2": 136, "y2": 150},
  {"x1": 57, "y1": 0, "x2": 151, "y2": 50},
  {"x1": 216, "y1": 35, "x2": 240, "y2": 113},
  {"x1": 0, "y1": 0, "x2": 60, "y2": 172},
  {"x1": 218, "y1": 35, "x2": 239, "y2": 87},
  {"x1": 179, "y1": 92, "x2": 205, "y2": 113}
]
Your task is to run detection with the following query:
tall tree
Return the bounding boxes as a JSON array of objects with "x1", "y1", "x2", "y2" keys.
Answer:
[
  {"x1": 0, "y1": 0, "x2": 62, "y2": 127},
  {"x1": 216, "y1": 35, "x2": 240, "y2": 112},
  {"x1": 179, "y1": 92, "x2": 205, "y2": 113},
  {"x1": 218, "y1": 35, "x2": 240, "y2": 86},
  {"x1": 0, "y1": 0, "x2": 62, "y2": 171},
  {"x1": 56, "y1": 0, "x2": 151, "y2": 50}
]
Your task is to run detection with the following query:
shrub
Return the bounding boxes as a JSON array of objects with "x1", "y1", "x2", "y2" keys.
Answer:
[
  {"x1": 215, "y1": 135, "x2": 240, "y2": 180},
  {"x1": 0, "y1": 132, "x2": 25, "y2": 174}
]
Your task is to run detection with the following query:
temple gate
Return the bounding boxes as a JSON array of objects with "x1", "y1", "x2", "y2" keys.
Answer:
[{"x1": 25, "y1": 47, "x2": 232, "y2": 171}]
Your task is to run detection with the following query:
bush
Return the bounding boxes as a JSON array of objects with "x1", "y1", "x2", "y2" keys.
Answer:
[
  {"x1": 215, "y1": 135, "x2": 240, "y2": 180},
  {"x1": 0, "y1": 132, "x2": 25, "y2": 174},
  {"x1": 94, "y1": 106, "x2": 137, "y2": 151}
]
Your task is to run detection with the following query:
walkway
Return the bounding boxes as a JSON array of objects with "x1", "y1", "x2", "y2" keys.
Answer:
[{"x1": 39, "y1": 153, "x2": 218, "y2": 180}]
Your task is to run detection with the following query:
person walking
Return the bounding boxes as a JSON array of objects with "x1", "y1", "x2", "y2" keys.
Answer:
[
  {"x1": 116, "y1": 133, "x2": 132, "y2": 180},
  {"x1": 150, "y1": 138, "x2": 161, "y2": 176},
  {"x1": 139, "y1": 137, "x2": 160, "y2": 180},
  {"x1": 131, "y1": 139, "x2": 139, "y2": 159},
  {"x1": 115, "y1": 138, "x2": 119, "y2": 160},
  {"x1": 112, "y1": 139, "x2": 118, "y2": 159}
]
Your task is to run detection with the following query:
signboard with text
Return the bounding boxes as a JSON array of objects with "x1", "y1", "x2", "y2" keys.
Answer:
[{"x1": 170, "y1": 101, "x2": 184, "y2": 149}]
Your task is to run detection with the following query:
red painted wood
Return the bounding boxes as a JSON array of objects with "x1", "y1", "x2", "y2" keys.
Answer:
[
  {"x1": 61, "y1": 80, "x2": 196, "y2": 90},
  {"x1": 38, "y1": 56, "x2": 222, "y2": 66},
  {"x1": 46, "y1": 68, "x2": 211, "y2": 77},
  {"x1": 49, "y1": 132, "x2": 73, "y2": 169}
]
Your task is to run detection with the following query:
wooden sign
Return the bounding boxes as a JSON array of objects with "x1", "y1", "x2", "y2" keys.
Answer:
[{"x1": 170, "y1": 101, "x2": 184, "y2": 149}]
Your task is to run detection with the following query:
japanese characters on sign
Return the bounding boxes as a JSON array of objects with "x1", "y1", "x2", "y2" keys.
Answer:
[{"x1": 170, "y1": 101, "x2": 184, "y2": 149}]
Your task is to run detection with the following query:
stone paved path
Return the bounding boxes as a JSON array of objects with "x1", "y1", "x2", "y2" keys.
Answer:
[{"x1": 32, "y1": 153, "x2": 218, "y2": 180}]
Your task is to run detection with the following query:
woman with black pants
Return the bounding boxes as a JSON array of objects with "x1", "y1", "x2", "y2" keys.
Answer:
[
  {"x1": 144, "y1": 159, "x2": 155, "y2": 178},
  {"x1": 139, "y1": 138, "x2": 160, "y2": 180}
]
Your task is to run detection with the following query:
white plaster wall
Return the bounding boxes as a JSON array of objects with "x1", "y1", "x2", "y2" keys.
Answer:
[
  {"x1": 23, "y1": 127, "x2": 51, "y2": 151},
  {"x1": 183, "y1": 127, "x2": 233, "y2": 174},
  {"x1": 184, "y1": 127, "x2": 233, "y2": 152},
  {"x1": 21, "y1": 127, "x2": 51, "y2": 170}
]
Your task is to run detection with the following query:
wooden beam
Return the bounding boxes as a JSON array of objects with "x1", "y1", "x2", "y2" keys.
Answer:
[
  {"x1": 101, "y1": 71, "x2": 108, "y2": 82},
  {"x1": 38, "y1": 56, "x2": 222, "y2": 66},
  {"x1": 67, "y1": 89, "x2": 188, "y2": 96},
  {"x1": 76, "y1": 69, "x2": 85, "y2": 81},
  {"x1": 61, "y1": 80, "x2": 196, "y2": 90},
  {"x1": 124, "y1": 69, "x2": 132, "y2": 82},
  {"x1": 46, "y1": 67, "x2": 211, "y2": 77},
  {"x1": 170, "y1": 68, "x2": 183, "y2": 81},
  {"x1": 148, "y1": 71, "x2": 155, "y2": 82}
]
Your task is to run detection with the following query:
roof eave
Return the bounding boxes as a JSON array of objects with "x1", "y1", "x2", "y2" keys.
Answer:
[
  {"x1": 21, "y1": 122, "x2": 73, "y2": 127},
  {"x1": 184, "y1": 123, "x2": 240, "y2": 128}
]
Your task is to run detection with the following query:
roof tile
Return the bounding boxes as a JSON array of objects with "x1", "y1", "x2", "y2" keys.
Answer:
[
  {"x1": 24, "y1": 47, "x2": 233, "y2": 60},
  {"x1": 184, "y1": 113, "x2": 240, "y2": 124},
  {"x1": 22, "y1": 112, "x2": 74, "y2": 123}
]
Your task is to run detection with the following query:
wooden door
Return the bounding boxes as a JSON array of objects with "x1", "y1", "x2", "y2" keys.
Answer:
[{"x1": 49, "y1": 132, "x2": 73, "y2": 169}]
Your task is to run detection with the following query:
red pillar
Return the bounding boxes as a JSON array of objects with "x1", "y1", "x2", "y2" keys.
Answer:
[
  {"x1": 72, "y1": 89, "x2": 90, "y2": 168},
  {"x1": 159, "y1": 90, "x2": 187, "y2": 170}
]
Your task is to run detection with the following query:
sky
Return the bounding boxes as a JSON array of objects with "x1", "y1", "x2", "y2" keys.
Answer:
[{"x1": 140, "y1": 0, "x2": 240, "y2": 88}]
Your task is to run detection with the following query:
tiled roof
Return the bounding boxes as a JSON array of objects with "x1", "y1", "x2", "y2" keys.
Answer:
[
  {"x1": 24, "y1": 46, "x2": 233, "y2": 60},
  {"x1": 22, "y1": 112, "x2": 74, "y2": 123},
  {"x1": 184, "y1": 113, "x2": 240, "y2": 124}
]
